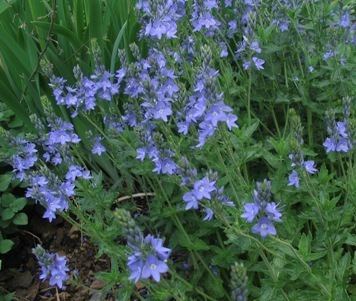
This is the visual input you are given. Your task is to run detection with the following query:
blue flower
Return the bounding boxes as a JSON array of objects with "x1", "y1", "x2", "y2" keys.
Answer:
[
  {"x1": 33, "y1": 245, "x2": 69, "y2": 289},
  {"x1": 92, "y1": 137, "x2": 106, "y2": 156},
  {"x1": 26, "y1": 174, "x2": 70, "y2": 222},
  {"x1": 193, "y1": 177, "x2": 216, "y2": 200},
  {"x1": 250, "y1": 41, "x2": 261, "y2": 53},
  {"x1": 288, "y1": 170, "x2": 300, "y2": 188},
  {"x1": 203, "y1": 207, "x2": 214, "y2": 221},
  {"x1": 324, "y1": 118, "x2": 352, "y2": 153},
  {"x1": 241, "y1": 203, "x2": 260, "y2": 222},
  {"x1": 252, "y1": 56, "x2": 265, "y2": 70},
  {"x1": 252, "y1": 217, "x2": 277, "y2": 238},
  {"x1": 11, "y1": 138, "x2": 38, "y2": 180},
  {"x1": 183, "y1": 191, "x2": 199, "y2": 209},
  {"x1": 304, "y1": 160, "x2": 317, "y2": 174},
  {"x1": 242, "y1": 180, "x2": 281, "y2": 238},
  {"x1": 339, "y1": 12, "x2": 351, "y2": 28},
  {"x1": 65, "y1": 165, "x2": 91, "y2": 182},
  {"x1": 136, "y1": 0, "x2": 186, "y2": 40},
  {"x1": 127, "y1": 234, "x2": 171, "y2": 283},
  {"x1": 191, "y1": 0, "x2": 221, "y2": 34},
  {"x1": 265, "y1": 202, "x2": 282, "y2": 222}
]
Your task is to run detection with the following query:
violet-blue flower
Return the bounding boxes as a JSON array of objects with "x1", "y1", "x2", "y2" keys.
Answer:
[
  {"x1": 193, "y1": 177, "x2": 216, "y2": 200},
  {"x1": 252, "y1": 217, "x2": 277, "y2": 238},
  {"x1": 191, "y1": 0, "x2": 221, "y2": 34},
  {"x1": 242, "y1": 180, "x2": 281, "y2": 238},
  {"x1": 92, "y1": 136, "x2": 106, "y2": 155},
  {"x1": 33, "y1": 245, "x2": 69, "y2": 289},
  {"x1": 127, "y1": 234, "x2": 171, "y2": 283},
  {"x1": 136, "y1": 0, "x2": 186, "y2": 40},
  {"x1": 288, "y1": 170, "x2": 300, "y2": 188},
  {"x1": 252, "y1": 56, "x2": 265, "y2": 70},
  {"x1": 11, "y1": 138, "x2": 38, "y2": 181},
  {"x1": 304, "y1": 160, "x2": 317, "y2": 174},
  {"x1": 241, "y1": 203, "x2": 260, "y2": 222}
]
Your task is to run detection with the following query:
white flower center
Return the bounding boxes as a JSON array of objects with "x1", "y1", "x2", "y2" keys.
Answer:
[{"x1": 150, "y1": 263, "x2": 157, "y2": 270}]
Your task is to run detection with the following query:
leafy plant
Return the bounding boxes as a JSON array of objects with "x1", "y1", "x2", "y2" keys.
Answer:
[{"x1": 1, "y1": 0, "x2": 355, "y2": 300}]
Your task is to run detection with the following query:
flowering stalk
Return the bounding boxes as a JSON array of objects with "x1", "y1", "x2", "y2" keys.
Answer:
[
  {"x1": 32, "y1": 245, "x2": 69, "y2": 289},
  {"x1": 114, "y1": 209, "x2": 171, "y2": 283}
]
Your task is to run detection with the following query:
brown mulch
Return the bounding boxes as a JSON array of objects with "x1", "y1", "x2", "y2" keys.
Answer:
[{"x1": 0, "y1": 206, "x2": 112, "y2": 301}]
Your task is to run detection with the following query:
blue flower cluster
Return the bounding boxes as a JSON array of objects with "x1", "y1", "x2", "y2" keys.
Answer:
[
  {"x1": 91, "y1": 136, "x2": 106, "y2": 156},
  {"x1": 43, "y1": 117, "x2": 80, "y2": 165},
  {"x1": 115, "y1": 209, "x2": 171, "y2": 283},
  {"x1": 136, "y1": 0, "x2": 186, "y2": 39},
  {"x1": 32, "y1": 245, "x2": 69, "y2": 289},
  {"x1": 50, "y1": 65, "x2": 121, "y2": 117},
  {"x1": 135, "y1": 123, "x2": 178, "y2": 175},
  {"x1": 128, "y1": 234, "x2": 171, "y2": 283},
  {"x1": 177, "y1": 51, "x2": 238, "y2": 147},
  {"x1": 324, "y1": 121, "x2": 352, "y2": 153},
  {"x1": 288, "y1": 154, "x2": 318, "y2": 188},
  {"x1": 11, "y1": 138, "x2": 38, "y2": 181},
  {"x1": 181, "y1": 166, "x2": 234, "y2": 220},
  {"x1": 123, "y1": 49, "x2": 179, "y2": 123},
  {"x1": 241, "y1": 180, "x2": 281, "y2": 238},
  {"x1": 324, "y1": 99, "x2": 353, "y2": 153},
  {"x1": 8, "y1": 116, "x2": 92, "y2": 222},
  {"x1": 191, "y1": 0, "x2": 220, "y2": 35}
]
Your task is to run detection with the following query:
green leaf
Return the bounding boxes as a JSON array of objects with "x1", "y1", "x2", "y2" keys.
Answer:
[
  {"x1": 10, "y1": 197, "x2": 27, "y2": 212},
  {"x1": 0, "y1": 0, "x2": 16, "y2": 15},
  {"x1": 1, "y1": 193, "x2": 16, "y2": 207},
  {"x1": 203, "y1": 274, "x2": 225, "y2": 299},
  {"x1": 0, "y1": 173, "x2": 12, "y2": 191},
  {"x1": 0, "y1": 239, "x2": 14, "y2": 254},
  {"x1": 1, "y1": 208, "x2": 15, "y2": 221},
  {"x1": 110, "y1": 21, "x2": 127, "y2": 74},
  {"x1": 298, "y1": 233, "x2": 311, "y2": 257},
  {"x1": 13, "y1": 213, "x2": 28, "y2": 225},
  {"x1": 176, "y1": 231, "x2": 210, "y2": 251}
]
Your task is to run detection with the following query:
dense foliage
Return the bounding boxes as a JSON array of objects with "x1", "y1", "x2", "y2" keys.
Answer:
[{"x1": 0, "y1": 0, "x2": 355, "y2": 300}]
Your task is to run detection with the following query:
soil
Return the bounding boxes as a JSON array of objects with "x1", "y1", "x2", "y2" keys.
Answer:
[{"x1": 0, "y1": 205, "x2": 112, "y2": 301}]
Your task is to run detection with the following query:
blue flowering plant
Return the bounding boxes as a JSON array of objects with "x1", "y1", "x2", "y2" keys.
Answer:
[{"x1": 1, "y1": 0, "x2": 355, "y2": 300}]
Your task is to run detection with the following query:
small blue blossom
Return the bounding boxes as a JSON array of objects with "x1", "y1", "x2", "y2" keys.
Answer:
[
  {"x1": 32, "y1": 245, "x2": 69, "y2": 289},
  {"x1": 177, "y1": 59, "x2": 237, "y2": 147},
  {"x1": 252, "y1": 56, "x2": 265, "y2": 70},
  {"x1": 50, "y1": 65, "x2": 121, "y2": 116},
  {"x1": 242, "y1": 180, "x2": 281, "y2": 238},
  {"x1": 92, "y1": 136, "x2": 106, "y2": 156},
  {"x1": 288, "y1": 170, "x2": 300, "y2": 188},
  {"x1": 136, "y1": 0, "x2": 186, "y2": 40},
  {"x1": 241, "y1": 203, "x2": 260, "y2": 222},
  {"x1": 323, "y1": 50, "x2": 335, "y2": 61},
  {"x1": 252, "y1": 217, "x2": 277, "y2": 238},
  {"x1": 191, "y1": 0, "x2": 221, "y2": 34},
  {"x1": 324, "y1": 119, "x2": 352, "y2": 153},
  {"x1": 304, "y1": 160, "x2": 317, "y2": 174},
  {"x1": 339, "y1": 11, "x2": 351, "y2": 28},
  {"x1": 11, "y1": 138, "x2": 38, "y2": 180},
  {"x1": 193, "y1": 177, "x2": 216, "y2": 200},
  {"x1": 203, "y1": 207, "x2": 214, "y2": 221},
  {"x1": 127, "y1": 234, "x2": 171, "y2": 283}
]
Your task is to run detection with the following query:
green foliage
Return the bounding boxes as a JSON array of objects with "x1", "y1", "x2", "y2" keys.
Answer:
[
  {"x1": 0, "y1": 0, "x2": 355, "y2": 300},
  {"x1": 0, "y1": 105, "x2": 29, "y2": 260}
]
